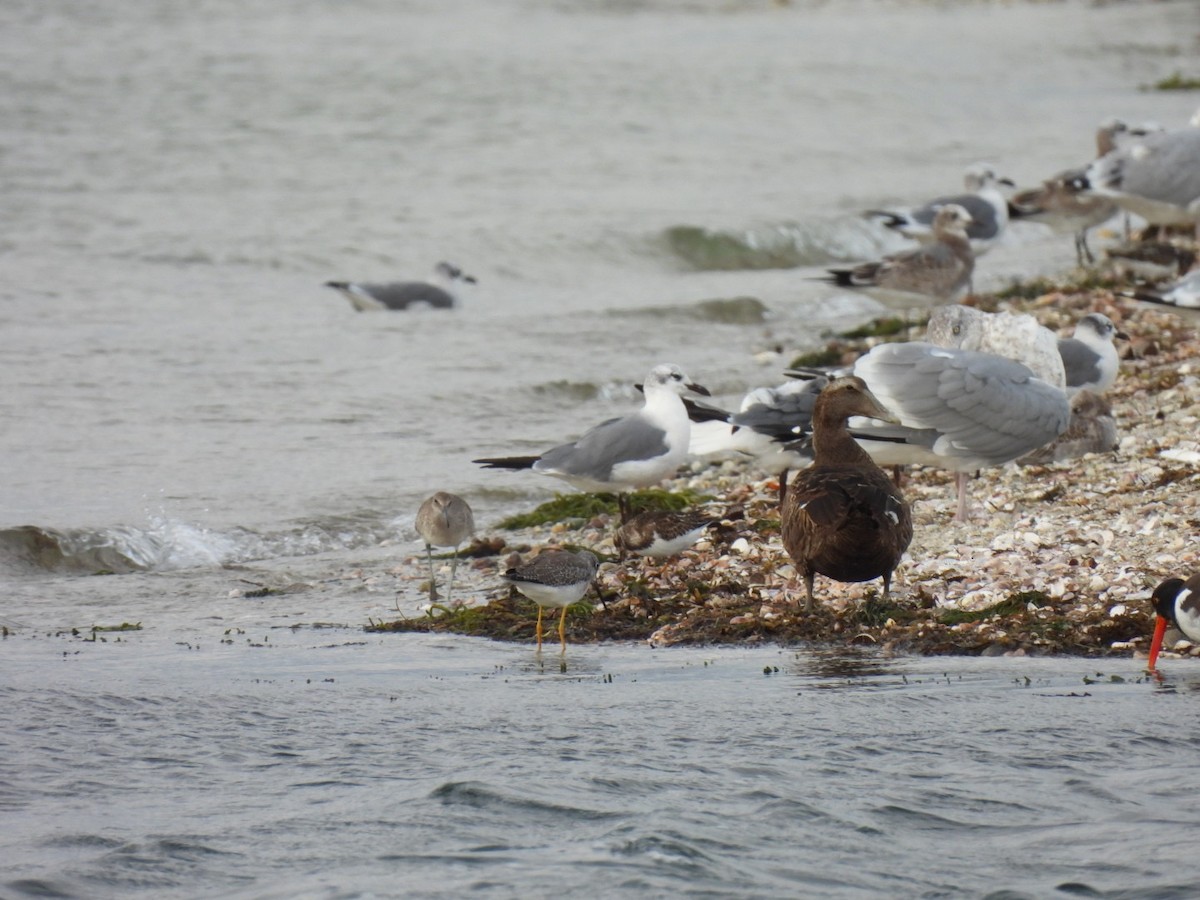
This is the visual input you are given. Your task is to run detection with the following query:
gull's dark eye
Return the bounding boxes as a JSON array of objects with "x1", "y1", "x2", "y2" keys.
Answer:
[{"x1": 952, "y1": 325, "x2": 961, "y2": 335}]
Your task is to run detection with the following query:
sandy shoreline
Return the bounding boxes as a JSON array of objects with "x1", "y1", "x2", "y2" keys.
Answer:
[{"x1": 361, "y1": 258, "x2": 1200, "y2": 658}]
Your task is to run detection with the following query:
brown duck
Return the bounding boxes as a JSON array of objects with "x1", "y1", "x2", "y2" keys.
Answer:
[{"x1": 781, "y1": 376, "x2": 913, "y2": 610}]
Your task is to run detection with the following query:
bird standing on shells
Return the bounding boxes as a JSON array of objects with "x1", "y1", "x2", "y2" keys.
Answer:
[
  {"x1": 1057, "y1": 313, "x2": 1126, "y2": 397},
  {"x1": 325, "y1": 261, "x2": 477, "y2": 311},
  {"x1": 414, "y1": 491, "x2": 475, "y2": 604},
  {"x1": 614, "y1": 509, "x2": 720, "y2": 561},
  {"x1": 503, "y1": 549, "x2": 600, "y2": 653},
  {"x1": 781, "y1": 376, "x2": 913, "y2": 611},
  {"x1": 822, "y1": 204, "x2": 976, "y2": 304},
  {"x1": 1147, "y1": 574, "x2": 1200, "y2": 671},
  {"x1": 474, "y1": 363, "x2": 710, "y2": 523}
]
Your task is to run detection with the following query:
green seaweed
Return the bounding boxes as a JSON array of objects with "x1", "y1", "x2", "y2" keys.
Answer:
[
  {"x1": 496, "y1": 489, "x2": 711, "y2": 530},
  {"x1": 992, "y1": 271, "x2": 1123, "y2": 301},
  {"x1": 837, "y1": 317, "x2": 911, "y2": 340},
  {"x1": 1145, "y1": 72, "x2": 1200, "y2": 91},
  {"x1": 939, "y1": 592, "x2": 1047, "y2": 626},
  {"x1": 91, "y1": 622, "x2": 142, "y2": 633},
  {"x1": 787, "y1": 346, "x2": 843, "y2": 370}
]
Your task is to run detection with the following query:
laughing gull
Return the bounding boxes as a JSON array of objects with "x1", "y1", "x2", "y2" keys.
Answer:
[
  {"x1": 1056, "y1": 313, "x2": 1126, "y2": 396},
  {"x1": 414, "y1": 492, "x2": 475, "y2": 605},
  {"x1": 1072, "y1": 126, "x2": 1200, "y2": 236},
  {"x1": 780, "y1": 376, "x2": 912, "y2": 610},
  {"x1": 866, "y1": 163, "x2": 1014, "y2": 255},
  {"x1": 687, "y1": 377, "x2": 825, "y2": 500},
  {"x1": 503, "y1": 549, "x2": 600, "y2": 653},
  {"x1": 473, "y1": 363, "x2": 710, "y2": 522},
  {"x1": 1120, "y1": 268, "x2": 1200, "y2": 323},
  {"x1": 324, "y1": 261, "x2": 477, "y2": 311},
  {"x1": 823, "y1": 204, "x2": 975, "y2": 303},
  {"x1": 1147, "y1": 573, "x2": 1200, "y2": 670}
]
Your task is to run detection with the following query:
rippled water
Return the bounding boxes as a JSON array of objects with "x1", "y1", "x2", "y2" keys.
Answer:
[
  {"x1": 5, "y1": 0, "x2": 1200, "y2": 895},
  {"x1": 6, "y1": 626, "x2": 1200, "y2": 899}
]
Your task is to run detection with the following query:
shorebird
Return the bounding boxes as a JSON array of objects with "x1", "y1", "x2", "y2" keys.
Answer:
[
  {"x1": 1147, "y1": 573, "x2": 1200, "y2": 670},
  {"x1": 822, "y1": 204, "x2": 975, "y2": 304},
  {"x1": 614, "y1": 509, "x2": 720, "y2": 559},
  {"x1": 414, "y1": 492, "x2": 475, "y2": 604},
  {"x1": 474, "y1": 363, "x2": 709, "y2": 523},
  {"x1": 325, "y1": 261, "x2": 477, "y2": 311},
  {"x1": 780, "y1": 377, "x2": 912, "y2": 611},
  {"x1": 866, "y1": 163, "x2": 1015, "y2": 256},
  {"x1": 1057, "y1": 313, "x2": 1126, "y2": 397},
  {"x1": 503, "y1": 549, "x2": 600, "y2": 653}
]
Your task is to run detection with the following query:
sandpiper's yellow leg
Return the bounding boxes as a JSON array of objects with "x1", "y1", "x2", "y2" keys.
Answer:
[
  {"x1": 535, "y1": 607, "x2": 544, "y2": 651},
  {"x1": 557, "y1": 606, "x2": 568, "y2": 654}
]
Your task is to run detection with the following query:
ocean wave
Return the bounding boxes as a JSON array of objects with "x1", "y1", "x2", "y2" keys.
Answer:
[
  {"x1": 0, "y1": 513, "x2": 398, "y2": 575},
  {"x1": 662, "y1": 216, "x2": 901, "y2": 271}
]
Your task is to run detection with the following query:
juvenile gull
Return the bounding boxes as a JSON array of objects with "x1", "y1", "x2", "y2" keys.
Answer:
[
  {"x1": 1147, "y1": 573, "x2": 1200, "y2": 671},
  {"x1": 823, "y1": 205, "x2": 975, "y2": 304},
  {"x1": 780, "y1": 376, "x2": 913, "y2": 610},
  {"x1": 614, "y1": 509, "x2": 721, "y2": 559},
  {"x1": 474, "y1": 363, "x2": 710, "y2": 522},
  {"x1": 414, "y1": 491, "x2": 475, "y2": 604},
  {"x1": 1056, "y1": 313, "x2": 1126, "y2": 396},
  {"x1": 503, "y1": 549, "x2": 600, "y2": 653},
  {"x1": 866, "y1": 163, "x2": 1014, "y2": 255},
  {"x1": 325, "y1": 261, "x2": 476, "y2": 311},
  {"x1": 1007, "y1": 119, "x2": 1137, "y2": 265},
  {"x1": 1018, "y1": 390, "x2": 1118, "y2": 466},
  {"x1": 1073, "y1": 127, "x2": 1200, "y2": 235}
]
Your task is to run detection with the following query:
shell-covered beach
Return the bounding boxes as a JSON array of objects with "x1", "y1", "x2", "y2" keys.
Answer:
[{"x1": 361, "y1": 262, "x2": 1200, "y2": 659}]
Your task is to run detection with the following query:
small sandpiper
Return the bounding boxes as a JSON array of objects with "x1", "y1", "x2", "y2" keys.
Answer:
[
  {"x1": 415, "y1": 492, "x2": 475, "y2": 604},
  {"x1": 614, "y1": 509, "x2": 720, "y2": 559},
  {"x1": 503, "y1": 549, "x2": 600, "y2": 653}
]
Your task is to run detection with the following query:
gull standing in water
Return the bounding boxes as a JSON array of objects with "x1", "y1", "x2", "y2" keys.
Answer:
[
  {"x1": 866, "y1": 163, "x2": 1014, "y2": 255},
  {"x1": 474, "y1": 364, "x2": 710, "y2": 523},
  {"x1": 822, "y1": 205, "x2": 975, "y2": 304},
  {"x1": 414, "y1": 492, "x2": 475, "y2": 604},
  {"x1": 325, "y1": 261, "x2": 477, "y2": 311},
  {"x1": 504, "y1": 549, "x2": 600, "y2": 653}
]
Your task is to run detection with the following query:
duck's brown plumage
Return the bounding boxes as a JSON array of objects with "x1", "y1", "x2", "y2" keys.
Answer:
[{"x1": 780, "y1": 376, "x2": 913, "y2": 610}]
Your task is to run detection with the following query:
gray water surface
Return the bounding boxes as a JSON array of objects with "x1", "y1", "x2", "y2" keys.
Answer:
[{"x1": 5, "y1": 1, "x2": 1200, "y2": 896}]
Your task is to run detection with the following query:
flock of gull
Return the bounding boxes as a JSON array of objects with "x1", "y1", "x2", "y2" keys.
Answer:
[{"x1": 369, "y1": 112, "x2": 1200, "y2": 661}]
